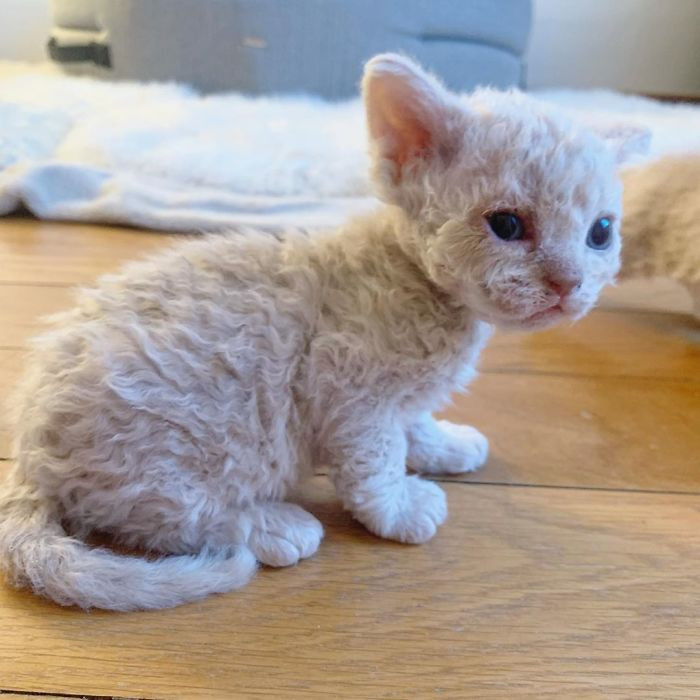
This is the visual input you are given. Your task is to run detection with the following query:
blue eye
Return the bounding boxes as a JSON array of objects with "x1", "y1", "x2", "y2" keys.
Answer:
[
  {"x1": 587, "y1": 217, "x2": 612, "y2": 250},
  {"x1": 487, "y1": 212, "x2": 524, "y2": 241}
]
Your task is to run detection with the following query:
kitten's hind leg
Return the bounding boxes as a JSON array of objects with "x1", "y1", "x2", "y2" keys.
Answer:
[
  {"x1": 113, "y1": 495, "x2": 322, "y2": 569},
  {"x1": 246, "y1": 502, "x2": 324, "y2": 567},
  {"x1": 406, "y1": 414, "x2": 489, "y2": 475}
]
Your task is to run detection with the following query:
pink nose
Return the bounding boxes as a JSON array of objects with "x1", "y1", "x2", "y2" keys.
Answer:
[{"x1": 545, "y1": 275, "x2": 581, "y2": 298}]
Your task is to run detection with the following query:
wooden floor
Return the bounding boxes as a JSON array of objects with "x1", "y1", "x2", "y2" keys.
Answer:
[{"x1": 0, "y1": 216, "x2": 698, "y2": 699}]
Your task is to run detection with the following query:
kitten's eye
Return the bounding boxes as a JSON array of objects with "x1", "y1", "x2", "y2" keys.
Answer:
[
  {"x1": 487, "y1": 211, "x2": 525, "y2": 241},
  {"x1": 587, "y1": 217, "x2": 612, "y2": 250}
]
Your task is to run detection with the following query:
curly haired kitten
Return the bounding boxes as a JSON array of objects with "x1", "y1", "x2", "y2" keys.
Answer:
[{"x1": 0, "y1": 54, "x2": 648, "y2": 610}]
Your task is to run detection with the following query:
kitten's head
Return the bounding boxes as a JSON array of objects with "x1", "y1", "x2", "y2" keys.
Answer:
[{"x1": 363, "y1": 54, "x2": 650, "y2": 330}]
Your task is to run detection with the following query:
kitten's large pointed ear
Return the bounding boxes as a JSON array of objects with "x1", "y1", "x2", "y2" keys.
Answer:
[
  {"x1": 597, "y1": 123, "x2": 652, "y2": 164},
  {"x1": 362, "y1": 53, "x2": 461, "y2": 179}
]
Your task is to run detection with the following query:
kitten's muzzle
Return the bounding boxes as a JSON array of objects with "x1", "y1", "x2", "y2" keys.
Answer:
[{"x1": 543, "y1": 272, "x2": 583, "y2": 300}]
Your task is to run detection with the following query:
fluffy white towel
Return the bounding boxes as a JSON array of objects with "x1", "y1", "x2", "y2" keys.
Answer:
[{"x1": 1, "y1": 61, "x2": 699, "y2": 232}]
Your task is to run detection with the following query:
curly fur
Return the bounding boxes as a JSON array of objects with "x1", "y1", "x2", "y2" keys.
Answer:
[
  {"x1": 0, "y1": 54, "x2": 648, "y2": 610},
  {"x1": 620, "y1": 154, "x2": 700, "y2": 319}
]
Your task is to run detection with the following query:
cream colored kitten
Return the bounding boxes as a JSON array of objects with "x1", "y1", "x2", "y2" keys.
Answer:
[
  {"x1": 621, "y1": 155, "x2": 700, "y2": 318},
  {"x1": 0, "y1": 54, "x2": 648, "y2": 610}
]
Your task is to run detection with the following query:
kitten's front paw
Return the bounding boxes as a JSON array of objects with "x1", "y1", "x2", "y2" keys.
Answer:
[
  {"x1": 357, "y1": 476, "x2": 447, "y2": 544},
  {"x1": 410, "y1": 421, "x2": 489, "y2": 475}
]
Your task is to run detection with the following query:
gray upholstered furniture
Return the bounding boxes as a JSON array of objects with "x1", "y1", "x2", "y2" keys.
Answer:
[{"x1": 48, "y1": 0, "x2": 532, "y2": 97}]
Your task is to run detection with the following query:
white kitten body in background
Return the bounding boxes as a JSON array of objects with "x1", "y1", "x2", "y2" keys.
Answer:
[
  {"x1": 620, "y1": 155, "x2": 700, "y2": 319},
  {"x1": 0, "y1": 55, "x2": 647, "y2": 611}
]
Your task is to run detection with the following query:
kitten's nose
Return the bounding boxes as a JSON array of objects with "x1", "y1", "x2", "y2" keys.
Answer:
[{"x1": 545, "y1": 274, "x2": 582, "y2": 298}]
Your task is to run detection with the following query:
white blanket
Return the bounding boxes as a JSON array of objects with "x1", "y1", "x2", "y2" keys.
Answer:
[{"x1": 1, "y1": 61, "x2": 699, "y2": 232}]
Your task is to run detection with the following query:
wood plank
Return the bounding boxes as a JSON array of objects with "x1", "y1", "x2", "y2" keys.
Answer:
[
  {"x1": 441, "y1": 371, "x2": 700, "y2": 491},
  {"x1": 0, "y1": 285, "x2": 75, "y2": 349},
  {"x1": 485, "y1": 307, "x2": 699, "y2": 380},
  {"x1": 0, "y1": 348, "x2": 24, "y2": 458},
  {"x1": 600, "y1": 277, "x2": 693, "y2": 315},
  {"x1": 0, "y1": 217, "x2": 178, "y2": 286},
  {"x1": 2, "y1": 476, "x2": 700, "y2": 699},
  {"x1": 0, "y1": 695, "x2": 97, "y2": 700}
]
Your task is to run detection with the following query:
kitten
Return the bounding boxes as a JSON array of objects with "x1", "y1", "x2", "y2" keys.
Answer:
[
  {"x1": 620, "y1": 155, "x2": 700, "y2": 318},
  {"x1": 0, "y1": 54, "x2": 648, "y2": 610}
]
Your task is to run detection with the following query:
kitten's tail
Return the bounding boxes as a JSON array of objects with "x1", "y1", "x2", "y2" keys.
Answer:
[{"x1": 0, "y1": 482, "x2": 257, "y2": 611}]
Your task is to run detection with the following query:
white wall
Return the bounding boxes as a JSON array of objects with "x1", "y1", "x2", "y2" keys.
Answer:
[
  {"x1": 0, "y1": 0, "x2": 52, "y2": 61},
  {"x1": 527, "y1": 0, "x2": 700, "y2": 96}
]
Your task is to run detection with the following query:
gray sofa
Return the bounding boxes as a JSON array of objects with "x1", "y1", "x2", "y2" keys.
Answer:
[{"x1": 48, "y1": 0, "x2": 532, "y2": 97}]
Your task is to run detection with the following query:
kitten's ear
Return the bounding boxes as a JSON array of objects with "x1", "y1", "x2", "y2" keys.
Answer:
[
  {"x1": 597, "y1": 124, "x2": 651, "y2": 164},
  {"x1": 362, "y1": 53, "x2": 461, "y2": 180}
]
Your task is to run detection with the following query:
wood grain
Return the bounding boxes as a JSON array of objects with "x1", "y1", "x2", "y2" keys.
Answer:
[
  {"x1": 0, "y1": 695, "x2": 93, "y2": 700},
  {"x1": 0, "y1": 216, "x2": 177, "y2": 286},
  {"x1": 440, "y1": 371, "x2": 700, "y2": 491},
  {"x1": 600, "y1": 276, "x2": 693, "y2": 315},
  {"x1": 0, "y1": 348, "x2": 24, "y2": 458},
  {"x1": 484, "y1": 308, "x2": 700, "y2": 380},
  {"x1": 0, "y1": 285, "x2": 75, "y2": 349},
  {"x1": 2, "y1": 476, "x2": 700, "y2": 699}
]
